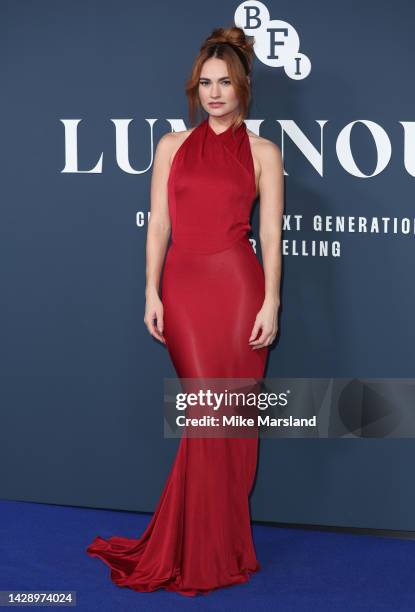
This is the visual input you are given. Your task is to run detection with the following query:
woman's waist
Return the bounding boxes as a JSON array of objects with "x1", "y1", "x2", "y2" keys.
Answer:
[
  {"x1": 169, "y1": 224, "x2": 253, "y2": 255},
  {"x1": 163, "y1": 233, "x2": 264, "y2": 287}
]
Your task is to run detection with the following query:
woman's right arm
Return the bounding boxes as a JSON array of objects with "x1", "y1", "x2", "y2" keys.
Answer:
[{"x1": 144, "y1": 132, "x2": 175, "y2": 344}]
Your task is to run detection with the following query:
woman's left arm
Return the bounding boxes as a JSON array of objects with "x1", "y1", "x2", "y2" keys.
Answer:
[{"x1": 249, "y1": 140, "x2": 284, "y2": 349}]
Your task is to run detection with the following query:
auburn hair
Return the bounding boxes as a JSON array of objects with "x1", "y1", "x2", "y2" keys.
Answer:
[{"x1": 185, "y1": 26, "x2": 255, "y2": 132}]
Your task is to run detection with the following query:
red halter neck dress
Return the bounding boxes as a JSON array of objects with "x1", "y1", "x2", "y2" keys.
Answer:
[{"x1": 86, "y1": 117, "x2": 269, "y2": 596}]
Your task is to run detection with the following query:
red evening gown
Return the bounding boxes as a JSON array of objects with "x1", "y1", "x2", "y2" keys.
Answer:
[{"x1": 86, "y1": 117, "x2": 269, "y2": 596}]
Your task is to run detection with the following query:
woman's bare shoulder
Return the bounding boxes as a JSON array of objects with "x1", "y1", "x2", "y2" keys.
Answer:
[
  {"x1": 158, "y1": 127, "x2": 197, "y2": 167},
  {"x1": 247, "y1": 129, "x2": 282, "y2": 162}
]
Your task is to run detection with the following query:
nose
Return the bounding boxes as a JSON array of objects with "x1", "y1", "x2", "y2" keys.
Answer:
[{"x1": 211, "y1": 83, "x2": 221, "y2": 98}]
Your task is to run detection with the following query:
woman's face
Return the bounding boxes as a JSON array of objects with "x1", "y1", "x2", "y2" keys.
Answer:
[{"x1": 198, "y1": 57, "x2": 240, "y2": 119}]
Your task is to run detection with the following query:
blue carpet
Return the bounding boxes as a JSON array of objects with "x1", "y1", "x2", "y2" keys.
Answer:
[{"x1": 0, "y1": 500, "x2": 414, "y2": 611}]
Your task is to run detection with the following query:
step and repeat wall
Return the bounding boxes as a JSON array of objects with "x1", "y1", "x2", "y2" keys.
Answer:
[{"x1": 1, "y1": 0, "x2": 415, "y2": 529}]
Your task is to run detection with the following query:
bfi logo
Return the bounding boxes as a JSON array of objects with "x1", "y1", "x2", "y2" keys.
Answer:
[{"x1": 234, "y1": 1, "x2": 312, "y2": 79}]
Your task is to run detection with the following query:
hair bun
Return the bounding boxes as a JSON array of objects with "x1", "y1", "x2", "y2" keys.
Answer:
[
  {"x1": 205, "y1": 26, "x2": 254, "y2": 53},
  {"x1": 202, "y1": 26, "x2": 255, "y2": 74}
]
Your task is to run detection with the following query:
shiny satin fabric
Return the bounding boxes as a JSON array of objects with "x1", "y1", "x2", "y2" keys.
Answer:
[
  {"x1": 86, "y1": 117, "x2": 269, "y2": 596},
  {"x1": 168, "y1": 117, "x2": 257, "y2": 254}
]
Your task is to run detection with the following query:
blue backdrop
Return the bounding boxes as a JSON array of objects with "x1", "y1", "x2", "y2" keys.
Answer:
[{"x1": 1, "y1": 0, "x2": 415, "y2": 530}]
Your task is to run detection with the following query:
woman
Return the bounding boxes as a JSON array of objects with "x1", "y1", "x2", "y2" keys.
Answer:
[{"x1": 86, "y1": 26, "x2": 284, "y2": 596}]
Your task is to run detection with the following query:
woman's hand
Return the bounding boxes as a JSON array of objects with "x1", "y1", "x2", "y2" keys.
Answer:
[
  {"x1": 248, "y1": 299, "x2": 279, "y2": 349},
  {"x1": 144, "y1": 290, "x2": 166, "y2": 344}
]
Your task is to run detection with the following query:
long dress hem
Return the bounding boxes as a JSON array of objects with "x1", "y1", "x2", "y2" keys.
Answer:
[{"x1": 87, "y1": 534, "x2": 260, "y2": 597}]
